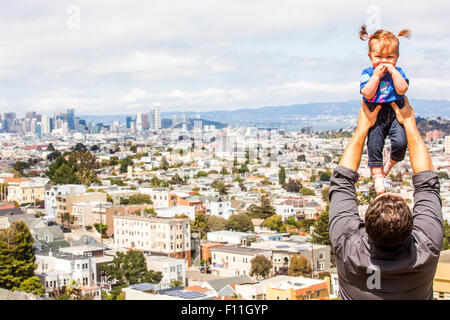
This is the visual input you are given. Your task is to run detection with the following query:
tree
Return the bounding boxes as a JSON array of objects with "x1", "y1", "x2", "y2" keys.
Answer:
[
  {"x1": 13, "y1": 161, "x2": 29, "y2": 176},
  {"x1": 68, "y1": 151, "x2": 100, "y2": 185},
  {"x1": 192, "y1": 213, "x2": 209, "y2": 235},
  {"x1": 248, "y1": 194, "x2": 276, "y2": 219},
  {"x1": 310, "y1": 209, "x2": 331, "y2": 246},
  {"x1": 263, "y1": 215, "x2": 284, "y2": 232},
  {"x1": 250, "y1": 255, "x2": 272, "y2": 280},
  {"x1": 65, "y1": 280, "x2": 82, "y2": 300},
  {"x1": 101, "y1": 250, "x2": 162, "y2": 298},
  {"x1": 298, "y1": 219, "x2": 315, "y2": 233},
  {"x1": 319, "y1": 170, "x2": 332, "y2": 181},
  {"x1": 441, "y1": 220, "x2": 450, "y2": 251},
  {"x1": 288, "y1": 255, "x2": 312, "y2": 277},
  {"x1": 51, "y1": 163, "x2": 80, "y2": 185},
  {"x1": 283, "y1": 178, "x2": 302, "y2": 193},
  {"x1": 310, "y1": 175, "x2": 317, "y2": 182},
  {"x1": 93, "y1": 223, "x2": 108, "y2": 238},
  {"x1": 72, "y1": 143, "x2": 87, "y2": 153},
  {"x1": 47, "y1": 143, "x2": 55, "y2": 152},
  {"x1": 225, "y1": 213, "x2": 254, "y2": 232},
  {"x1": 299, "y1": 188, "x2": 315, "y2": 196},
  {"x1": 127, "y1": 194, "x2": 153, "y2": 205},
  {"x1": 206, "y1": 215, "x2": 227, "y2": 231},
  {"x1": 278, "y1": 166, "x2": 286, "y2": 185},
  {"x1": 46, "y1": 150, "x2": 61, "y2": 161},
  {"x1": 212, "y1": 180, "x2": 228, "y2": 195},
  {"x1": 120, "y1": 156, "x2": 134, "y2": 173},
  {"x1": 437, "y1": 171, "x2": 449, "y2": 180},
  {"x1": 0, "y1": 221, "x2": 37, "y2": 289},
  {"x1": 17, "y1": 276, "x2": 45, "y2": 296},
  {"x1": 297, "y1": 154, "x2": 306, "y2": 162},
  {"x1": 321, "y1": 187, "x2": 330, "y2": 203},
  {"x1": 196, "y1": 171, "x2": 208, "y2": 178},
  {"x1": 159, "y1": 156, "x2": 169, "y2": 171}
]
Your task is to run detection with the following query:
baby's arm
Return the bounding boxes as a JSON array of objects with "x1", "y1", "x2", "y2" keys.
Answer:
[
  {"x1": 386, "y1": 64, "x2": 409, "y2": 95},
  {"x1": 361, "y1": 65, "x2": 387, "y2": 100}
]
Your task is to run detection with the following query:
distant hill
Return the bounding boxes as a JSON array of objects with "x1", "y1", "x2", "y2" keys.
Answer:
[{"x1": 79, "y1": 98, "x2": 450, "y2": 126}]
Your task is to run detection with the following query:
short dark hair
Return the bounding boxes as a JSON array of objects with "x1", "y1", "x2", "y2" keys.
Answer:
[{"x1": 365, "y1": 193, "x2": 413, "y2": 247}]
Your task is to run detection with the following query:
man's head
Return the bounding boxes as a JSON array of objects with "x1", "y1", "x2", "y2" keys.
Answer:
[{"x1": 365, "y1": 193, "x2": 413, "y2": 248}]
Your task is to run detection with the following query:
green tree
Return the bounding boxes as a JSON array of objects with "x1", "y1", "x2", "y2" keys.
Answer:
[
  {"x1": 310, "y1": 175, "x2": 317, "y2": 182},
  {"x1": 437, "y1": 171, "x2": 449, "y2": 180},
  {"x1": 263, "y1": 215, "x2": 284, "y2": 232},
  {"x1": 17, "y1": 276, "x2": 45, "y2": 296},
  {"x1": 441, "y1": 220, "x2": 450, "y2": 251},
  {"x1": 120, "y1": 156, "x2": 134, "y2": 173},
  {"x1": 299, "y1": 188, "x2": 315, "y2": 196},
  {"x1": 249, "y1": 255, "x2": 272, "y2": 280},
  {"x1": 196, "y1": 171, "x2": 208, "y2": 178},
  {"x1": 319, "y1": 170, "x2": 332, "y2": 181},
  {"x1": 72, "y1": 143, "x2": 87, "y2": 153},
  {"x1": 283, "y1": 178, "x2": 302, "y2": 193},
  {"x1": 321, "y1": 187, "x2": 330, "y2": 203},
  {"x1": 13, "y1": 161, "x2": 29, "y2": 176},
  {"x1": 51, "y1": 163, "x2": 80, "y2": 185},
  {"x1": 159, "y1": 156, "x2": 169, "y2": 171},
  {"x1": 101, "y1": 250, "x2": 162, "y2": 297},
  {"x1": 127, "y1": 194, "x2": 153, "y2": 205},
  {"x1": 278, "y1": 166, "x2": 286, "y2": 185},
  {"x1": 0, "y1": 221, "x2": 37, "y2": 289},
  {"x1": 298, "y1": 219, "x2": 315, "y2": 233},
  {"x1": 93, "y1": 223, "x2": 108, "y2": 238},
  {"x1": 288, "y1": 255, "x2": 312, "y2": 277},
  {"x1": 311, "y1": 209, "x2": 331, "y2": 246},
  {"x1": 225, "y1": 213, "x2": 254, "y2": 232},
  {"x1": 248, "y1": 194, "x2": 276, "y2": 219},
  {"x1": 212, "y1": 180, "x2": 228, "y2": 195},
  {"x1": 68, "y1": 151, "x2": 100, "y2": 185},
  {"x1": 46, "y1": 150, "x2": 61, "y2": 161}
]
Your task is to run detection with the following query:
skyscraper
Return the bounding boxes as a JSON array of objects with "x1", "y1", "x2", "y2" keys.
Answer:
[
  {"x1": 154, "y1": 104, "x2": 161, "y2": 130},
  {"x1": 149, "y1": 110, "x2": 155, "y2": 131},
  {"x1": 126, "y1": 116, "x2": 132, "y2": 129},
  {"x1": 66, "y1": 108, "x2": 75, "y2": 130},
  {"x1": 136, "y1": 112, "x2": 143, "y2": 131}
]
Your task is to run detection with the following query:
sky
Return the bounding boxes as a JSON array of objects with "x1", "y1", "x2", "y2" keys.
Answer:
[{"x1": 0, "y1": 0, "x2": 450, "y2": 116}]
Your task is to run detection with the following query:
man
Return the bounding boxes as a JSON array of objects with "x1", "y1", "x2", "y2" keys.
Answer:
[{"x1": 329, "y1": 97, "x2": 443, "y2": 299}]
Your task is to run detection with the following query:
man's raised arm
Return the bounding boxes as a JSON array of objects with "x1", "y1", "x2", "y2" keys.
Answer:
[
  {"x1": 391, "y1": 98, "x2": 443, "y2": 250},
  {"x1": 329, "y1": 102, "x2": 381, "y2": 247}
]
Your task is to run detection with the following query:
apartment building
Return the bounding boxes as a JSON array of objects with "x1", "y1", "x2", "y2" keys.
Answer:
[
  {"x1": 103, "y1": 204, "x2": 154, "y2": 237},
  {"x1": 72, "y1": 201, "x2": 112, "y2": 228},
  {"x1": 44, "y1": 184, "x2": 86, "y2": 217},
  {"x1": 207, "y1": 230, "x2": 256, "y2": 245},
  {"x1": 138, "y1": 187, "x2": 169, "y2": 208},
  {"x1": 7, "y1": 181, "x2": 46, "y2": 205},
  {"x1": 113, "y1": 215, "x2": 191, "y2": 265},
  {"x1": 156, "y1": 205, "x2": 196, "y2": 220},
  {"x1": 210, "y1": 245, "x2": 272, "y2": 279},
  {"x1": 56, "y1": 192, "x2": 107, "y2": 221}
]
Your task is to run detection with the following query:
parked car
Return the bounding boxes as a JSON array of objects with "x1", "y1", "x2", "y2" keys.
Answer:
[
  {"x1": 199, "y1": 265, "x2": 211, "y2": 274},
  {"x1": 60, "y1": 226, "x2": 71, "y2": 233}
]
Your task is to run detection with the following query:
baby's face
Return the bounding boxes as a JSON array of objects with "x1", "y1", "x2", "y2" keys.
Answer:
[{"x1": 369, "y1": 41, "x2": 398, "y2": 68}]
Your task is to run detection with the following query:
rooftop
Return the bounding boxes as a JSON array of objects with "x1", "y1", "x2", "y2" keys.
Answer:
[{"x1": 210, "y1": 245, "x2": 270, "y2": 255}]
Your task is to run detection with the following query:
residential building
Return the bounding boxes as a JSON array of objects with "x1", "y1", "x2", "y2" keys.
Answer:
[
  {"x1": 72, "y1": 201, "x2": 112, "y2": 228},
  {"x1": 103, "y1": 204, "x2": 154, "y2": 237},
  {"x1": 113, "y1": 215, "x2": 191, "y2": 265},
  {"x1": 266, "y1": 277, "x2": 329, "y2": 300},
  {"x1": 207, "y1": 230, "x2": 256, "y2": 245},
  {"x1": 250, "y1": 240, "x2": 331, "y2": 275},
  {"x1": 210, "y1": 245, "x2": 272, "y2": 279},
  {"x1": 44, "y1": 184, "x2": 86, "y2": 217},
  {"x1": 145, "y1": 255, "x2": 186, "y2": 288},
  {"x1": 433, "y1": 250, "x2": 450, "y2": 300},
  {"x1": 7, "y1": 181, "x2": 46, "y2": 205},
  {"x1": 56, "y1": 192, "x2": 107, "y2": 222},
  {"x1": 122, "y1": 283, "x2": 216, "y2": 300},
  {"x1": 156, "y1": 205, "x2": 196, "y2": 220},
  {"x1": 35, "y1": 249, "x2": 101, "y2": 299},
  {"x1": 138, "y1": 188, "x2": 169, "y2": 208}
]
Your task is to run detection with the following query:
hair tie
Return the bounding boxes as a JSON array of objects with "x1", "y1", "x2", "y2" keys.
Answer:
[{"x1": 368, "y1": 34, "x2": 373, "y2": 39}]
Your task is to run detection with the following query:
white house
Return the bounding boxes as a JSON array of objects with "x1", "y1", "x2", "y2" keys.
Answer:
[
  {"x1": 155, "y1": 206, "x2": 196, "y2": 221},
  {"x1": 207, "y1": 200, "x2": 234, "y2": 220},
  {"x1": 44, "y1": 185, "x2": 86, "y2": 217},
  {"x1": 145, "y1": 255, "x2": 186, "y2": 288},
  {"x1": 138, "y1": 188, "x2": 170, "y2": 208},
  {"x1": 206, "y1": 230, "x2": 256, "y2": 245},
  {"x1": 35, "y1": 249, "x2": 101, "y2": 299}
]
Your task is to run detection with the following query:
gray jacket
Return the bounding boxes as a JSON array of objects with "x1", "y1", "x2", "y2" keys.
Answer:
[{"x1": 329, "y1": 166, "x2": 443, "y2": 300}]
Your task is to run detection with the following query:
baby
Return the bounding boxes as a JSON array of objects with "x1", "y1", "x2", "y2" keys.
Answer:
[{"x1": 359, "y1": 25, "x2": 411, "y2": 194}]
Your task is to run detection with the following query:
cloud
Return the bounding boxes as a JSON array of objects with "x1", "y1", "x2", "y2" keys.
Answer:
[{"x1": 1, "y1": 0, "x2": 450, "y2": 115}]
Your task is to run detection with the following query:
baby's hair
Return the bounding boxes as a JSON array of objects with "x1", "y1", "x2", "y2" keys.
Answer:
[{"x1": 359, "y1": 24, "x2": 411, "y2": 55}]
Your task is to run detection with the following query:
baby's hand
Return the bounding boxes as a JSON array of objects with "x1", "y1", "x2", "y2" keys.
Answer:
[
  {"x1": 384, "y1": 63, "x2": 396, "y2": 74},
  {"x1": 373, "y1": 64, "x2": 387, "y2": 78}
]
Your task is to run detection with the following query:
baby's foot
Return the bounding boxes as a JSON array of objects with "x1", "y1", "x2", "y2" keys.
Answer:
[
  {"x1": 374, "y1": 174, "x2": 385, "y2": 195},
  {"x1": 383, "y1": 159, "x2": 397, "y2": 177}
]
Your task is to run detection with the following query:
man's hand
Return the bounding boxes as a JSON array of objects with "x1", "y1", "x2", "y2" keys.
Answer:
[
  {"x1": 357, "y1": 100, "x2": 382, "y2": 133},
  {"x1": 391, "y1": 96, "x2": 415, "y2": 127}
]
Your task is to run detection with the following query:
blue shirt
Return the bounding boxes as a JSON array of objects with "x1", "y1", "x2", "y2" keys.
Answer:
[{"x1": 360, "y1": 66, "x2": 409, "y2": 103}]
